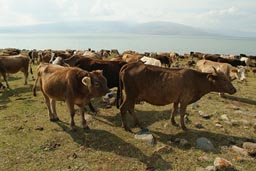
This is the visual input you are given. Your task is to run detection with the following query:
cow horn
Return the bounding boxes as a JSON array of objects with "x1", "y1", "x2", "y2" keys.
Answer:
[
  {"x1": 82, "y1": 77, "x2": 91, "y2": 92},
  {"x1": 212, "y1": 66, "x2": 218, "y2": 75}
]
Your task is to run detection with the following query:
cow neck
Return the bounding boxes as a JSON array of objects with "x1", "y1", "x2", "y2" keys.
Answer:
[{"x1": 196, "y1": 73, "x2": 214, "y2": 98}]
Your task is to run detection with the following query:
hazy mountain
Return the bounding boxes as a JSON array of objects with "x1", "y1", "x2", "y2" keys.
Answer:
[{"x1": 0, "y1": 21, "x2": 219, "y2": 36}]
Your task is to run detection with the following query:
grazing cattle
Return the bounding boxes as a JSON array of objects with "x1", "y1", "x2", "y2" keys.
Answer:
[
  {"x1": 28, "y1": 49, "x2": 42, "y2": 64},
  {"x1": 75, "y1": 57, "x2": 127, "y2": 108},
  {"x1": 252, "y1": 68, "x2": 256, "y2": 76},
  {"x1": 217, "y1": 57, "x2": 246, "y2": 67},
  {"x1": 196, "y1": 60, "x2": 245, "y2": 97},
  {"x1": 110, "y1": 49, "x2": 120, "y2": 56},
  {"x1": 39, "y1": 50, "x2": 54, "y2": 63},
  {"x1": 118, "y1": 62, "x2": 236, "y2": 131},
  {"x1": 190, "y1": 52, "x2": 204, "y2": 59},
  {"x1": 51, "y1": 57, "x2": 70, "y2": 66},
  {"x1": 0, "y1": 55, "x2": 32, "y2": 88},
  {"x1": 140, "y1": 56, "x2": 162, "y2": 67},
  {"x1": 240, "y1": 57, "x2": 255, "y2": 67},
  {"x1": 32, "y1": 64, "x2": 110, "y2": 130},
  {"x1": 154, "y1": 54, "x2": 171, "y2": 67},
  {"x1": 122, "y1": 54, "x2": 143, "y2": 63},
  {"x1": 196, "y1": 60, "x2": 246, "y2": 81}
]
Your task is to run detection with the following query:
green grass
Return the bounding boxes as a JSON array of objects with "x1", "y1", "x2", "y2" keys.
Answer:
[{"x1": 0, "y1": 62, "x2": 256, "y2": 171}]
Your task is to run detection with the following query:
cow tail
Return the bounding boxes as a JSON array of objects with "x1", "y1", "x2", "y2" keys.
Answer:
[
  {"x1": 32, "y1": 77, "x2": 38, "y2": 96},
  {"x1": 116, "y1": 73, "x2": 123, "y2": 109},
  {"x1": 32, "y1": 71, "x2": 41, "y2": 96},
  {"x1": 30, "y1": 62, "x2": 34, "y2": 80}
]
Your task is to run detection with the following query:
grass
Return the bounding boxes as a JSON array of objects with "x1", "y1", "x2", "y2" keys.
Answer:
[{"x1": 0, "y1": 61, "x2": 256, "y2": 171}]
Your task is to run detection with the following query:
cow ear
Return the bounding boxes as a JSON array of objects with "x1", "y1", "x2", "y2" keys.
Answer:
[
  {"x1": 207, "y1": 74, "x2": 216, "y2": 82},
  {"x1": 82, "y1": 77, "x2": 91, "y2": 91}
]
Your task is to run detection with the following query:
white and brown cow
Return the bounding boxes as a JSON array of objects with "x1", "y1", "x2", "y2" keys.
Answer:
[{"x1": 33, "y1": 64, "x2": 110, "y2": 130}]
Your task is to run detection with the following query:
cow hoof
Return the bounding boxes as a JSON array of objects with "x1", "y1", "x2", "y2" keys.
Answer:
[
  {"x1": 50, "y1": 118, "x2": 59, "y2": 122},
  {"x1": 171, "y1": 122, "x2": 179, "y2": 127},
  {"x1": 125, "y1": 128, "x2": 133, "y2": 133},
  {"x1": 83, "y1": 126, "x2": 90, "y2": 132},
  {"x1": 182, "y1": 127, "x2": 188, "y2": 131}
]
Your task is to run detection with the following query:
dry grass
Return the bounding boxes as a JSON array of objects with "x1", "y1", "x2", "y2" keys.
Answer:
[{"x1": 0, "y1": 60, "x2": 256, "y2": 171}]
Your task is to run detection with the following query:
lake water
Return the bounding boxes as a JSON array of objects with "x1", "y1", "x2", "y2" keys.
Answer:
[{"x1": 0, "y1": 33, "x2": 256, "y2": 55}]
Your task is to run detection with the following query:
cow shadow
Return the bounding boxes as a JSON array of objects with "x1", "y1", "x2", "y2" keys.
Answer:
[
  {"x1": 224, "y1": 95, "x2": 256, "y2": 105},
  {"x1": 99, "y1": 110, "x2": 256, "y2": 154},
  {"x1": 56, "y1": 121, "x2": 172, "y2": 170},
  {"x1": 98, "y1": 108, "x2": 172, "y2": 129},
  {"x1": 151, "y1": 129, "x2": 256, "y2": 154},
  {"x1": 0, "y1": 85, "x2": 36, "y2": 105}
]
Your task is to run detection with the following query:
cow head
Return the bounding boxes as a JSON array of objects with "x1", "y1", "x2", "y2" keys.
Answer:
[
  {"x1": 208, "y1": 67, "x2": 236, "y2": 95},
  {"x1": 82, "y1": 70, "x2": 110, "y2": 97},
  {"x1": 231, "y1": 67, "x2": 247, "y2": 82}
]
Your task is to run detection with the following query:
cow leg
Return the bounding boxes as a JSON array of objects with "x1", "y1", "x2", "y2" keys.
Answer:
[
  {"x1": 21, "y1": 68, "x2": 28, "y2": 85},
  {"x1": 66, "y1": 101, "x2": 76, "y2": 130},
  {"x1": 79, "y1": 107, "x2": 90, "y2": 130},
  {"x1": 50, "y1": 99, "x2": 59, "y2": 121},
  {"x1": 128, "y1": 107, "x2": 142, "y2": 129},
  {"x1": 2, "y1": 73, "x2": 10, "y2": 88},
  {"x1": 42, "y1": 94, "x2": 55, "y2": 121},
  {"x1": 170, "y1": 103, "x2": 179, "y2": 126},
  {"x1": 180, "y1": 103, "x2": 188, "y2": 130},
  {"x1": 120, "y1": 103, "x2": 131, "y2": 132}
]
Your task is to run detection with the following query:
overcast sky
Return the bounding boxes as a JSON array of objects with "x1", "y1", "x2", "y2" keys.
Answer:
[{"x1": 0, "y1": 0, "x2": 255, "y2": 34}]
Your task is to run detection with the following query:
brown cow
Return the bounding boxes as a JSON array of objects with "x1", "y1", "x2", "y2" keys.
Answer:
[
  {"x1": 122, "y1": 54, "x2": 143, "y2": 63},
  {"x1": 118, "y1": 62, "x2": 236, "y2": 131},
  {"x1": 33, "y1": 64, "x2": 110, "y2": 130},
  {"x1": 0, "y1": 55, "x2": 32, "y2": 88}
]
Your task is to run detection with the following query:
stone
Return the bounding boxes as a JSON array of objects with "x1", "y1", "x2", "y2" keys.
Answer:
[
  {"x1": 196, "y1": 167, "x2": 207, "y2": 171},
  {"x1": 214, "y1": 157, "x2": 233, "y2": 170},
  {"x1": 239, "y1": 119, "x2": 250, "y2": 125},
  {"x1": 215, "y1": 123, "x2": 223, "y2": 128},
  {"x1": 243, "y1": 142, "x2": 256, "y2": 155},
  {"x1": 205, "y1": 166, "x2": 215, "y2": 171},
  {"x1": 134, "y1": 133, "x2": 154, "y2": 145},
  {"x1": 84, "y1": 114, "x2": 94, "y2": 123},
  {"x1": 220, "y1": 114, "x2": 229, "y2": 121},
  {"x1": 195, "y1": 122, "x2": 204, "y2": 129},
  {"x1": 35, "y1": 126, "x2": 44, "y2": 131},
  {"x1": 230, "y1": 120, "x2": 240, "y2": 126},
  {"x1": 199, "y1": 111, "x2": 212, "y2": 119},
  {"x1": 231, "y1": 145, "x2": 249, "y2": 156},
  {"x1": 196, "y1": 137, "x2": 215, "y2": 151}
]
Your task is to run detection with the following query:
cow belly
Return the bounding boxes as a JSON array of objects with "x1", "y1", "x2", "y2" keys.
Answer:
[{"x1": 139, "y1": 93, "x2": 177, "y2": 106}]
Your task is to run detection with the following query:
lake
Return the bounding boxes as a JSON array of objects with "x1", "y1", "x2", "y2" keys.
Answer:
[{"x1": 0, "y1": 33, "x2": 256, "y2": 55}]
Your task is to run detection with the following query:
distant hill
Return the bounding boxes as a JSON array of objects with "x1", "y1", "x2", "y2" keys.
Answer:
[{"x1": 0, "y1": 21, "x2": 215, "y2": 36}]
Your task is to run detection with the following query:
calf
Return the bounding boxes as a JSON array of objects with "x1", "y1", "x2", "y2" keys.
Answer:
[
  {"x1": 118, "y1": 62, "x2": 236, "y2": 131},
  {"x1": 33, "y1": 64, "x2": 110, "y2": 130}
]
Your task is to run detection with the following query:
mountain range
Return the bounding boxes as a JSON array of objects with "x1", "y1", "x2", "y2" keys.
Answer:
[{"x1": 0, "y1": 20, "x2": 253, "y2": 37}]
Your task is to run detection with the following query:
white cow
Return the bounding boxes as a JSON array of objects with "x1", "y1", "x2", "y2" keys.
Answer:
[
  {"x1": 140, "y1": 56, "x2": 162, "y2": 67},
  {"x1": 240, "y1": 57, "x2": 255, "y2": 67}
]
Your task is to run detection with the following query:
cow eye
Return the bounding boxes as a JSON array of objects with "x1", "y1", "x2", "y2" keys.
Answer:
[{"x1": 94, "y1": 82, "x2": 100, "y2": 87}]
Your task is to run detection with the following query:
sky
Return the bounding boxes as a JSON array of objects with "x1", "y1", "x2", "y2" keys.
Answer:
[{"x1": 0, "y1": 0, "x2": 256, "y2": 35}]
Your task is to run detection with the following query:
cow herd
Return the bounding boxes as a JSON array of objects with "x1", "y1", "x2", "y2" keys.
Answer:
[{"x1": 0, "y1": 48, "x2": 255, "y2": 133}]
